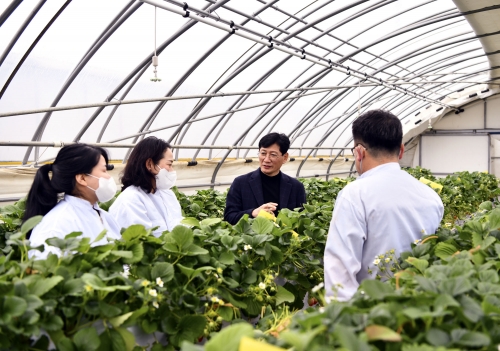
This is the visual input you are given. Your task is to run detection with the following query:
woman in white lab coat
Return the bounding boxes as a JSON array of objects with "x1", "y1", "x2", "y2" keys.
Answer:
[
  {"x1": 109, "y1": 137, "x2": 183, "y2": 237},
  {"x1": 25, "y1": 144, "x2": 121, "y2": 258}
]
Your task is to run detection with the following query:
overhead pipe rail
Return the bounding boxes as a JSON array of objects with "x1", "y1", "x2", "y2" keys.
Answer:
[
  {"x1": 0, "y1": 79, "x2": 493, "y2": 119},
  {"x1": 0, "y1": 141, "x2": 350, "y2": 151},
  {"x1": 140, "y1": 0, "x2": 461, "y2": 113}
]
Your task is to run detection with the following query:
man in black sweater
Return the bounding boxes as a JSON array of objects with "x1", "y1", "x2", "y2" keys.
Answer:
[{"x1": 223, "y1": 133, "x2": 307, "y2": 225}]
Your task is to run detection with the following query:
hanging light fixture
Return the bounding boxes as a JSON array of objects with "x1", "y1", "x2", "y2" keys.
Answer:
[{"x1": 151, "y1": 6, "x2": 161, "y2": 82}]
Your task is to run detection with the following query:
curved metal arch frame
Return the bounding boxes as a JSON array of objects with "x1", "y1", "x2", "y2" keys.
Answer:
[
  {"x1": 21, "y1": 0, "x2": 142, "y2": 164},
  {"x1": 169, "y1": 0, "x2": 388, "y2": 155},
  {"x1": 139, "y1": 0, "x2": 494, "y2": 184},
  {"x1": 13, "y1": 0, "x2": 460, "y2": 165},
  {"x1": 0, "y1": 0, "x2": 492, "y2": 177},
  {"x1": 189, "y1": 1, "x2": 456, "y2": 164},
  {"x1": 291, "y1": 42, "x2": 490, "y2": 177},
  {"x1": 292, "y1": 28, "x2": 484, "y2": 153},
  {"x1": 258, "y1": 12, "x2": 472, "y2": 153}
]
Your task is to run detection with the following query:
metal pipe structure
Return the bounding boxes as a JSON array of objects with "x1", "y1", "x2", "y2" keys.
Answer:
[
  {"x1": 0, "y1": 0, "x2": 496, "y2": 183},
  {"x1": 0, "y1": 141, "x2": 349, "y2": 150}
]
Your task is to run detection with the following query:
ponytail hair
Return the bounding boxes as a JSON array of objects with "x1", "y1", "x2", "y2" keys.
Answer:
[{"x1": 24, "y1": 144, "x2": 109, "y2": 228}]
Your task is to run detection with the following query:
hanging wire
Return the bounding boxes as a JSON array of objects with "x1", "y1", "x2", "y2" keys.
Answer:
[
  {"x1": 151, "y1": 6, "x2": 161, "y2": 82},
  {"x1": 357, "y1": 78, "x2": 361, "y2": 117}
]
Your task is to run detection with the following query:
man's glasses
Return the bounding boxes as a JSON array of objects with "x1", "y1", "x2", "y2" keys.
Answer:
[
  {"x1": 258, "y1": 151, "x2": 282, "y2": 161},
  {"x1": 350, "y1": 143, "x2": 368, "y2": 155}
]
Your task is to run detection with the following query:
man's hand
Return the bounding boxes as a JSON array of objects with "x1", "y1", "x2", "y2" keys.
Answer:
[{"x1": 252, "y1": 202, "x2": 278, "y2": 217}]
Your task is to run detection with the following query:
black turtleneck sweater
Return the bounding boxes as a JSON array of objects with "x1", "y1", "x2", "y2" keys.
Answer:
[{"x1": 260, "y1": 169, "x2": 281, "y2": 215}]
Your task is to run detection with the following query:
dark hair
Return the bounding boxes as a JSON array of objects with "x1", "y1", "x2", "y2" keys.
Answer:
[
  {"x1": 258, "y1": 133, "x2": 290, "y2": 155},
  {"x1": 352, "y1": 110, "x2": 402, "y2": 157},
  {"x1": 24, "y1": 144, "x2": 109, "y2": 228},
  {"x1": 121, "y1": 136, "x2": 171, "y2": 193}
]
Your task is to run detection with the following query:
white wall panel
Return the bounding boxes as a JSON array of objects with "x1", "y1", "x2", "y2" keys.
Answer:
[
  {"x1": 433, "y1": 101, "x2": 484, "y2": 130},
  {"x1": 486, "y1": 95, "x2": 500, "y2": 128},
  {"x1": 421, "y1": 135, "x2": 489, "y2": 173}
]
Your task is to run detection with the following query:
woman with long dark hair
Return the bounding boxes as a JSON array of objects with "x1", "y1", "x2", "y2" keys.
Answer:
[
  {"x1": 25, "y1": 143, "x2": 121, "y2": 258},
  {"x1": 109, "y1": 136, "x2": 182, "y2": 236}
]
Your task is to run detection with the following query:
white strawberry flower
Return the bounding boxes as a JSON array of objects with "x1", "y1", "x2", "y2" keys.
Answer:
[
  {"x1": 156, "y1": 277, "x2": 164, "y2": 288},
  {"x1": 149, "y1": 289, "x2": 157, "y2": 297}
]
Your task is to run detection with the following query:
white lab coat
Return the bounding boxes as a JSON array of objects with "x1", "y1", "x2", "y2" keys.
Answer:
[
  {"x1": 324, "y1": 163, "x2": 444, "y2": 301},
  {"x1": 29, "y1": 195, "x2": 122, "y2": 259},
  {"x1": 109, "y1": 185, "x2": 183, "y2": 237}
]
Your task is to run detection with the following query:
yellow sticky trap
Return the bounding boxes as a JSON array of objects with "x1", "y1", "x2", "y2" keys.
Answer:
[
  {"x1": 419, "y1": 177, "x2": 443, "y2": 194},
  {"x1": 258, "y1": 210, "x2": 276, "y2": 222},
  {"x1": 239, "y1": 337, "x2": 286, "y2": 351}
]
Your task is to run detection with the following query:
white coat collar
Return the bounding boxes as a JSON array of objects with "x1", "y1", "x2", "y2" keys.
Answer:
[
  {"x1": 63, "y1": 194, "x2": 100, "y2": 211},
  {"x1": 358, "y1": 162, "x2": 400, "y2": 179}
]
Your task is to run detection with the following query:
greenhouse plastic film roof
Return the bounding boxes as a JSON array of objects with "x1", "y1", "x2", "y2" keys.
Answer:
[{"x1": 0, "y1": 0, "x2": 499, "y2": 170}]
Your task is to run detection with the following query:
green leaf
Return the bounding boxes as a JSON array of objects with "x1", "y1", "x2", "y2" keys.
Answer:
[
  {"x1": 172, "y1": 315, "x2": 206, "y2": 346},
  {"x1": 24, "y1": 294, "x2": 44, "y2": 311},
  {"x1": 360, "y1": 279, "x2": 394, "y2": 300},
  {"x1": 181, "y1": 217, "x2": 200, "y2": 227},
  {"x1": 28, "y1": 276, "x2": 64, "y2": 296},
  {"x1": 217, "y1": 306, "x2": 233, "y2": 321},
  {"x1": 141, "y1": 319, "x2": 158, "y2": 334},
  {"x1": 452, "y1": 329, "x2": 490, "y2": 348},
  {"x1": 122, "y1": 243, "x2": 144, "y2": 264},
  {"x1": 171, "y1": 226, "x2": 194, "y2": 248},
  {"x1": 21, "y1": 215, "x2": 42, "y2": 235},
  {"x1": 151, "y1": 262, "x2": 175, "y2": 282},
  {"x1": 41, "y1": 314, "x2": 64, "y2": 331},
  {"x1": 251, "y1": 217, "x2": 274, "y2": 234},
  {"x1": 114, "y1": 327, "x2": 136, "y2": 351},
  {"x1": 458, "y1": 295, "x2": 483, "y2": 322},
  {"x1": 56, "y1": 337, "x2": 75, "y2": 351},
  {"x1": 281, "y1": 325, "x2": 328, "y2": 351},
  {"x1": 434, "y1": 242, "x2": 458, "y2": 260},
  {"x1": 219, "y1": 251, "x2": 235, "y2": 265},
  {"x1": 200, "y1": 218, "x2": 222, "y2": 227},
  {"x1": 275, "y1": 285, "x2": 295, "y2": 305},
  {"x1": 63, "y1": 279, "x2": 84, "y2": 295},
  {"x1": 99, "y1": 301, "x2": 122, "y2": 318},
  {"x1": 65, "y1": 232, "x2": 84, "y2": 239},
  {"x1": 479, "y1": 201, "x2": 493, "y2": 211},
  {"x1": 365, "y1": 325, "x2": 402, "y2": 342},
  {"x1": 184, "y1": 243, "x2": 209, "y2": 256},
  {"x1": 438, "y1": 277, "x2": 472, "y2": 296},
  {"x1": 180, "y1": 342, "x2": 204, "y2": 351},
  {"x1": 488, "y1": 208, "x2": 500, "y2": 230},
  {"x1": 177, "y1": 264, "x2": 213, "y2": 280},
  {"x1": 266, "y1": 246, "x2": 283, "y2": 265},
  {"x1": 92, "y1": 229, "x2": 108, "y2": 244},
  {"x1": 426, "y1": 328, "x2": 450, "y2": 347},
  {"x1": 109, "y1": 312, "x2": 134, "y2": 328},
  {"x1": 434, "y1": 294, "x2": 460, "y2": 311},
  {"x1": 122, "y1": 225, "x2": 148, "y2": 241},
  {"x1": 110, "y1": 250, "x2": 134, "y2": 258},
  {"x1": 242, "y1": 270, "x2": 257, "y2": 284},
  {"x1": 2, "y1": 295, "x2": 27, "y2": 319},
  {"x1": 177, "y1": 264, "x2": 195, "y2": 279},
  {"x1": 415, "y1": 276, "x2": 438, "y2": 293},
  {"x1": 205, "y1": 323, "x2": 253, "y2": 351},
  {"x1": 334, "y1": 325, "x2": 370, "y2": 351},
  {"x1": 81, "y1": 273, "x2": 131, "y2": 292},
  {"x1": 406, "y1": 257, "x2": 429, "y2": 273}
]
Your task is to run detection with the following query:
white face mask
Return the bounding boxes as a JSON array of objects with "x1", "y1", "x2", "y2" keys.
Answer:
[
  {"x1": 86, "y1": 174, "x2": 117, "y2": 202},
  {"x1": 155, "y1": 165, "x2": 176, "y2": 190}
]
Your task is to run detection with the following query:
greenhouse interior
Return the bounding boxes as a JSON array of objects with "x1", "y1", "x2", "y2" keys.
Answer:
[{"x1": 1, "y1": 0, "x2": 500, "y2": 349}]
